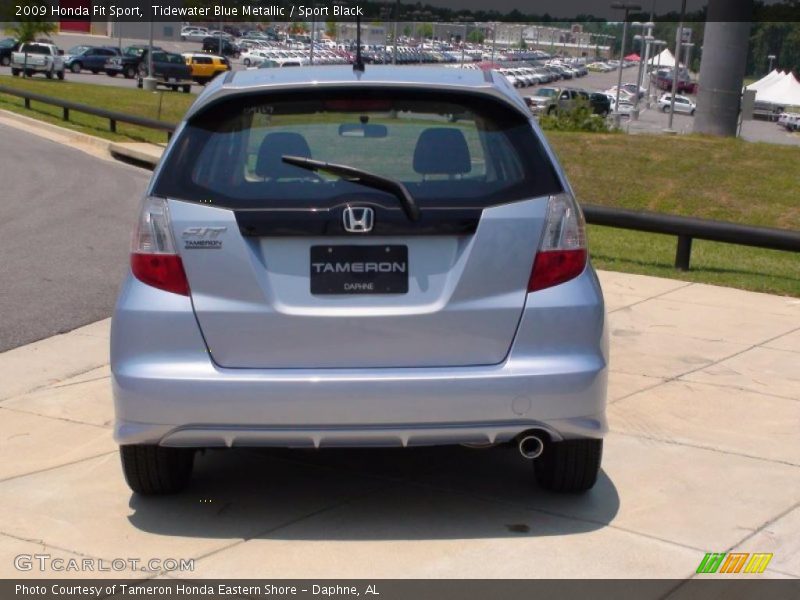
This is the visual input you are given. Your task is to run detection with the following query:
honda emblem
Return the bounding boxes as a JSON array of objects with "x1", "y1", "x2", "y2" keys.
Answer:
[{"x1": 342, "y1": 206, "x2": 374, "y2": 233}]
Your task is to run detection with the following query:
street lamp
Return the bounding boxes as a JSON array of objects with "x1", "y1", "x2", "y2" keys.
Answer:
[
  {"x1": 666, "y1": 0, "x2": 688, "y2": 133},
  {"x1": 767, "y1": 54, "x2": 776, "y2": 72},
  {"x1": 682, "y1": 41, "x2": 695, "y2": 73},
  {"x1": 647, "y1": 39, "x2": 666, "y2": 108},
  {"x1": 632, "y1": 33, "x2": 654, "y2": 118},
  {"x1": 611, "y1": 2, "x2": 642, "y2": 128}
]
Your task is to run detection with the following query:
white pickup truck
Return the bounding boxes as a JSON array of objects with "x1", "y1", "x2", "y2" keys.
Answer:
[{"x1": 11, "y1": 42, "x2": 65, "y2": 79}]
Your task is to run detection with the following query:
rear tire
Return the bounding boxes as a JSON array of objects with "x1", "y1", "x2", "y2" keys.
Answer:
[
  {"x1": 182, "y1": 84, "x2": 191, "y2": 93},
  {"x1": 124, "y1": 65, "x2": 136, "y2": 79},
  {"x1": 11, "y1": 68, "x2": 19, "y2": 76},
  {"x1": 71, "y1": 62, "x2": 81, "y2": 73},
  {"x1": 57, "y1": 70, "x2": 64, "y2": 81},
  {"x1": 533, "y1": 438, "x2": 603, "y2": 493},
  {"x1": 1, "y1": 56, "x2": 9, "y2": 66},
  {"x1": 120, "y1": 445, "x2": 195, "y2": 495}
]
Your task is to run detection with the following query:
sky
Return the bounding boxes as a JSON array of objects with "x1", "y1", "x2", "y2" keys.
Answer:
[{"x1": 426, "y1": 0, "x2": 784, "y2": 19}]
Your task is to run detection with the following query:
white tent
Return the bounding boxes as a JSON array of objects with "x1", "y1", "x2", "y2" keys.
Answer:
[
  {"x1": 746, "y1": 70, "x2": 785, "y2": 92},
  {"x1": 648, "y1": 48, "x2": 679, "y2": 69},
  {"x1": 755, "y1": 72, "x2": 800, "y2": 106}
]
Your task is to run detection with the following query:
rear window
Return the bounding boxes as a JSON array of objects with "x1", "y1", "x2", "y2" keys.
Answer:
[
  {"x1": 154, "y1": 89, "x2": 562, "y2": 210},
  {"x1": 20, "y1": 44, "x2": 50, "y2": 54}
]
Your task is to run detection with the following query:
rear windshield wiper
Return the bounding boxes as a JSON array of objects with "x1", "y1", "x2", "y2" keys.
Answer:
[{"x1": 282, "y1": 155, "x2": 421, "y2": 222}]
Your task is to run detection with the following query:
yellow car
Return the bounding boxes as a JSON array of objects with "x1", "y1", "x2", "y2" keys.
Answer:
[{"x1": 182, "y1": 53, "x2": 230, "y2": 85}]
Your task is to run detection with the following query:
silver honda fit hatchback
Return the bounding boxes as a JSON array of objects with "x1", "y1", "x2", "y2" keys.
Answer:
[{"x1": 111, "y1": 66, "x2": 608, "y2": 495}]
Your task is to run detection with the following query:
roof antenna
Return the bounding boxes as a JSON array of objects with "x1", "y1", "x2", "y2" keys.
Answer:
[{"x1": 353, "y1": 13, "x2": 365, "y2": 72}]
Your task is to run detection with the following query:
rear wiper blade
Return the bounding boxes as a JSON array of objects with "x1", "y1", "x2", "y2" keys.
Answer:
[{"x1": 282, "y1": 155, "x2": 421, "y2": 222}]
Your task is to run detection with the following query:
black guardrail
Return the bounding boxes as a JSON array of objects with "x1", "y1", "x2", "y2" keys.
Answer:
[
  {"x1": 1, "y1": 84, "x2": 798, "y2": 272},
  {"x1": 583, "y1": 204, "x2": 800, "y2": 270},
  {"x1": 0, "y1": 84, "x2": 176, "y2": 139}
]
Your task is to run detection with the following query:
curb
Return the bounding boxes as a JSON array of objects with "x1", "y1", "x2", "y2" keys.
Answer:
[
  {"x1": 108, "y1": 142, "x2": 163, "y2": 169},
  {"x1": 0, "y1": 108, "x2": 164, "y2": 169}
]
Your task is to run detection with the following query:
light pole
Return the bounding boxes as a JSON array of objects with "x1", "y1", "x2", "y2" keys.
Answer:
[
  {"x1": 682, "y1": 41, "x2": 694, "y2": 73},
  {"x1": 392, "y1": 0, "x2": 400, "y2": 65},
  {"x1": 647, "y1": 39, "x2": 665, "y2": 107},
  {"x1": 767, "y1": 54, "x2": 776, "y2": 72},
  {"x1": 611, "y1": 3, "x2": 642, "y2": 128},
  {"x1": 632, "y1": 33, "x2": 653, "y2": 118},
  {"x1": 667, "y1": 0, "x2": 688, "y2": 132},
  {"x1": 461, "y1": 22, "x2": 467, "y2": 67}
]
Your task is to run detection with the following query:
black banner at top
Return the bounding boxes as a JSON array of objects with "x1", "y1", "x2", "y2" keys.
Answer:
[{"x1": 1, "y1": 0, "x2": 799, "y2": 23}]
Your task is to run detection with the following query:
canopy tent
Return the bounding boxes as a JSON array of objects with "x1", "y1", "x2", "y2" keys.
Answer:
[
  {"x1": 754, "y1": 72, "x2": 800, "y2": 106},
  {"x1": 648, "y1": 48, "x2": 679, "y2": 68},
  {"x1": 624, "y1": 53, "x2": 640, "y2": 62},
  {"x1": 746, "y1": 70, "x2": 785, "y2": 92}
]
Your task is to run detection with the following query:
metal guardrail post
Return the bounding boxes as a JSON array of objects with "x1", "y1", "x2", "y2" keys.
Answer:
[
  {"x1": 62, "y1": 107, "x2": 69, "y2": 122},
  {"x1": 109, "y1": 119, "x2": 116, "y2": 133},
  {"x1": 675, "y1": 235, "x2": 693, "y2": 270},
  {"x1": 24, "y1": 97, "x2": 30, "y2": 109}
]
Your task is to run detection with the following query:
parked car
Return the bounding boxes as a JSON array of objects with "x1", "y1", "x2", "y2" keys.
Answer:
[
  {"x1": 0, "y1": 37, "x2": 19, "y2": 67},
  {"x1": 778, "y1": 112, "x2": 800, "y2": 131},
  {"x1": 182, "y1": 52, "x2": 230, "y2": 85},
  {"x1": 10, "y1": 42, "x2": 65, "y2": 79},
  {"x1": 587, "y1": 92, "x2": 612, "y2": 116},
  {"x1": 105, "y1": 45, "x2": 161, "y2": 79},
  {"x1": 652, "y1": 69, "x2": 698, "y2": 94},
  {"x1": 527, "y1": 87, "x2": 607, "y2": 116},
  {"x1": 136, "y1": 50, "x2": 193, "y2": 92},
  {"x1": 112, "y1": 65, "x2": 607, "y2": 496},
  {"x1": 180, "y1": 27, "x2": 208, "y2": 42},
  {"x1": 657, "y1": 93, "x2": 697, "y2": 115},
  {"x1": 202, "y1": 36, "x2": 238, "y2": 58},
  {"x1": 621, "y1": 83, "x2": 646, "y2": 99},
  {"x1": 64, "y1": 45, "x2": 120, "y2": 74},
  {"x1": 605, "y1": 94, "x2": 636, "y2": 117}
]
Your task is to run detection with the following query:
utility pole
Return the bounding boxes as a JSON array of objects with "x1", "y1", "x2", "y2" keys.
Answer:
[
  {"x1": 611, "y1": 3, "x2": 642, "y2": 128},
  {"x1": 694, "y1": 0, "x2": 755, "y2": 136},
  {"x1": 666, "y1": 0, "x2": 687, "y2": 132}
]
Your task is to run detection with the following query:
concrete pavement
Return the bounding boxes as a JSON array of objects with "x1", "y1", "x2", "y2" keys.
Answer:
[{"x1": 0, "y1": 271, "x2": 797, "y2": 579}]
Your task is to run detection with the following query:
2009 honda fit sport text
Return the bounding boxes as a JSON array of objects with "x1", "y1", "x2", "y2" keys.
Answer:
[{"x1": 111, "y1": 66, "x2": 608, "y2": 495}]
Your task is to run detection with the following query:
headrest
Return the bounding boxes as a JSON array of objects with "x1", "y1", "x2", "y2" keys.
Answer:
[
  {"x1": 412, "y1": 127, "x2": 472, "y2": 175},
  {"x1": 255, "y1": 132, "x2": 313, "y2": 179}
]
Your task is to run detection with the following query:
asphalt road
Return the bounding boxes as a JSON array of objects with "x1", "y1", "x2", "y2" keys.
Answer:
[{"x1": 0, "y1": 125, "x2": 149, "y2": 352}]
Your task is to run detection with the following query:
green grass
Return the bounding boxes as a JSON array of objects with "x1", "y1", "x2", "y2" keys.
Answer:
[
  {"x1": 0, "y1": 74, "x2": 193, "y2": 144},
  {"x1": 1, "y1": 76, "x2": 797, "y2": 296},
  {"x1": 589, "y1": 226, "x2": 799, "y2": 297},
  {"x1": 547, "y1": 132, "x2": 800, "y2": 297}
]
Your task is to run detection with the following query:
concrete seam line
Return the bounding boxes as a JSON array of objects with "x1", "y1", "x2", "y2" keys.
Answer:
[
  {"x1": 0, "y1": 450, "x2": 117, "y2": 485},
  {"x1": 610, "y1": 429, "x2": 800, "y2": 469},
  {"x1": 608, "y1": 281, "x2": 695, "y2": 314},
  {"x1": 0, "y1": 361, "x2": 109, "y2": 404},
  {"x1": 670, "y1": 324, "x2": 800, "y2": 382},
  {"x1": 0, "y1": 404, "x2": 109, "y2": 431}
]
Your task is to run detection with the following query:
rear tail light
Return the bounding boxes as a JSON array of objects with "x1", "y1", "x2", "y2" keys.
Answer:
[
  {"x1": 130, "y1": 197, "x2": 189, "y2": 296},
  {"x1": 528, "y1": 194, "x2": 588, "y2": 292}
]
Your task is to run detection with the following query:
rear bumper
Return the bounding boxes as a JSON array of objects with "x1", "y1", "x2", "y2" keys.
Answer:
[{"x1": 111, "y1": 266, "x2": 608, "y2": 447}]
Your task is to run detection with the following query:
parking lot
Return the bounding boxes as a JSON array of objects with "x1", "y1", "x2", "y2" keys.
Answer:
[
  {"x1": 0, "y1": 117, "x2": 798, "y2": 580},
  {"x1": 2, "y1": 31, "x2": 797, "y2": 148}
]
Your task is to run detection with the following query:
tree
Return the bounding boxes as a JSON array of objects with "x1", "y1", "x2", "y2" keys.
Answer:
[
  {"x1": 4, "y1": 1, "x2": 57, "y2": 43},
  {"x1": 325, "y1": 19, "x2": 338, "y2": 40},
  {"x1": 418, "y1": 23, "x2": 433, "y2": 40},
  {"x1": 467, "y1": 30, "x2": 485, "y2": 44},
  {"x1": 289, "y1": 22, "x2": 308, "y2": 35}
]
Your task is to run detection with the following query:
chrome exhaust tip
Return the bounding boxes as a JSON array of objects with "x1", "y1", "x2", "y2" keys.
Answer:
[{"x1": 518, "y1": 435, "x2": 544, "y2": 460}]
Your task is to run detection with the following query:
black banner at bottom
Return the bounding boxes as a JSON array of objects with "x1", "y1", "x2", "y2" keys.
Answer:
[{"x1": 4, "y1": 580, "x2": 800, "y2": 600}]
